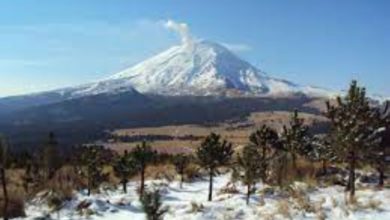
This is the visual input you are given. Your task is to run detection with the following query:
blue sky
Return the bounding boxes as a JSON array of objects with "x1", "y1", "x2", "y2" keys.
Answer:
[{"x1": 0, "y1": 0, "x2": 389, "y2": 97}]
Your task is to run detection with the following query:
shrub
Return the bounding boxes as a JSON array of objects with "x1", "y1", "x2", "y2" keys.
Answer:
[
  {"x1": 183, "y1": 163, "x2": 201, "y2": 181},
  {"x1": 113, "y1": 150, "x2": 137, "y2": 193},
  {"x1": 279, "y1": 110, "x2": 311, "y2": 174},
  {"x1": 236, "y1": 144, "x2": 264, "y2": 204},
  {"x1": 141, "y1": 188, "x2": 168, "y2": 220},
  {"x1": 172, "y1": 154, "x2": 190, "y2": 188},
  {"x1": 77, "y1": 146, "x2": 108, "y2": 196},
  {"x1": 249, "y1": 125, "x2": 279, "y2": 183}
]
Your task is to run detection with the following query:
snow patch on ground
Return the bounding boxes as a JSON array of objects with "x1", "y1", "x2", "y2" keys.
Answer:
[{"x1": 17, "y1": 173, "x2": 390, "y2": 220}]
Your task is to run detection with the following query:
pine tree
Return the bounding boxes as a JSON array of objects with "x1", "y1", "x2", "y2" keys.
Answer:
[
  {"x1": 309, "y1": 134, "x2": 337, "y2": 174},
  {"x1": 280, "y1": 110, "x2": 311, "y2": 172},
  {"x1": 113, "y1": 150, "x2": 137, "y2": 193},
  {"x1": 367, "y1": 101, "x2": 390, "y2": 187},
  {"x1": 79, "y1": 145, "x2": 105, "y2": 196},
  {"x1": 172, "y1": 154, "x2": 190, "y2": 189},
  {"x1": 378, "y1": 127, "x2": 390, "y2": 187},
  {"x1": 141, "y1": 188, "x2": 168, "y2": 220},
  {"x1": 237, "y1": 144, "x2": 263, "y2": 205},
  {"x1": 326, "y1": 80, "x2": 382, "y2": 200},
  {"x1": 0, "y1": 135, "x2": 9, "y2": 220},
  {"x1": 132, "y1": 141, "x2": 157, "y2": 197},
  {"x1": 196, "y1": 133, "x2": 233, "y2": 201},
  {"x1": 249, "y1": 125, "x2": 279, "y2": 183}
]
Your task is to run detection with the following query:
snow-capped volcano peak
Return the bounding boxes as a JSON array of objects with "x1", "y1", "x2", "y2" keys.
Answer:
[
  {"x1": 4, "y1": 39, "x2": 334, "y2": 102},
  {"x1": 108, "y1": 40, "x2": 268, "y2": 95},
  {"x1": 106, "y1": 40, "x2": 332, "y2": 97}
]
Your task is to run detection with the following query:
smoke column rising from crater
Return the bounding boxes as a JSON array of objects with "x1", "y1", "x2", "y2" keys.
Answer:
[{"x1": 164, "y1": 19, "x2": 194, "y2": 49}]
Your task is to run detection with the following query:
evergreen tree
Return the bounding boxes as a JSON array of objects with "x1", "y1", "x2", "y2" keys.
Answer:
[
  {"x1": 280, "y1": 110, "x2": 311, "y2": 172},
  {"x1": 249, "y1": 125, "x2": 279, "y2": 183},
  {"x1": 132, "y1": 141, "x2": 157, "y2": 197},
  {"x1": 172, "y1": 154, "x2": 190, "y2": 189},
  {"x1": 141, "y1": 188, "x2": 168, "y2": 220},
  {"x1": 367, "y1": 101, "x2": 390, "y2": 187},
  {"x1": 0, "y1": 135, "x2": 9, "y2": 220},
  {"x1": 326, "y1": 80, "x2": 382, "y2": 199},
  {"x1": 79, "y1": 145, "x2": 105, "y2": 196},
  {"x1": 113, "y1": 150, "x2": 137, "y2": 193},
  {"x1": 196, "y1": 133, "x2": 233, "y2": 201},
  {"x1": 310, "y1": 134, "x2": 337, "y2": 174},
  {"x1": 236, "y1": 144, "x2": 263, "y2": 205},
  {"x1": 378, "y1": 127, "x2": 390, "y2": 187}
]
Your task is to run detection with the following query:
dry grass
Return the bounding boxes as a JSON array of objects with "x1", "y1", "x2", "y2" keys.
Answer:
[
  {"x1": 346, "y1": 194, "x2": 384, "y2": 212},
  {"x1": 218, "y1": 185, "x2": 239, "y2": 195},
  {"x1": 260, "y1": 213, "x2": 275, "y2": 220},
  {"x1": 0, "y1": 193, "x2": 26, "y2": 218},
  {"x1": 107, "y1": 111, "x2": 326, "y2": 152},
  {"x1": 189, "y1": 201, "x2": 204, "y2": 213},
  {"x1": 365, "y1": 197, "x2": 382, "y2": 211},
  {"x1": 286, "y1": 185, "x2": 316, "y2": 213},
  {"x1": 2, "y1": 169, "x2": 26, "y2": 196},
  {"x1": 248, "y1": 111, "x2": 328, "y2": 129},
  {"x1": 48, "y1": 166, "x2": 84, "y2": 197},
  {"x1": 330, "y1": 196, "x2": 338, "y2": 208},
  {"x1": 268, "y1": 156, "x2": 320, "y2": 189},
  {"x1": 316, "y1": 211, "x2": 327, "y2": 220},
  {"x1": 0, "y1": 169, "x2": 27, "y2": 218},
  {"x1": 276, "y1": 200, "x2": 292, "y2": 219},
  {"x1": 145, "y1": 164, "x2": 176, "y2": 181},
  {"x1": 313, "y1": 197, "x2": 327, "y2": 220},
  {"x1": 269, "y1": 157, "x2": 321, "y2": 189},
  {"x1": 108, "y1": 142, "x2": 195, "y2": 155},
  {"x1": 183, "y1": 163, "x2": 202, "y2": 181},
  {"x1": 293, "y1": 193, "x2": 315, "y2": 213},
  {"x1": 295, "y1": 159, "x2": 321, "y2": 184}
]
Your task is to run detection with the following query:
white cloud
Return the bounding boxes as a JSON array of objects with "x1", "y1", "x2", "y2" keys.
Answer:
[
  {"x1": 222, "y1": 43, "x2": 252, "y2": 52},
  {"x1": 163, "y1": 19, "x2": 194, "y2": 47}
]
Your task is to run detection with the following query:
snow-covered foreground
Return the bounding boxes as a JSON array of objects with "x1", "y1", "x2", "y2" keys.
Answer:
[{"x1": 19, "y1": 174, "x2": 390, "y2": 220}]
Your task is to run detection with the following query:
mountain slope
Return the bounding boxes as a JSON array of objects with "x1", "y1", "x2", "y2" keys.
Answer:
[
  {"x1": 0, "y1": 40, "x2": 335, "y2": 113},
  {"x1": 0, "y1": 80, "x2": 141, "y2": 113},
  {"x1": 108, "y1": 40, "x2": 334, "y2": 97}
]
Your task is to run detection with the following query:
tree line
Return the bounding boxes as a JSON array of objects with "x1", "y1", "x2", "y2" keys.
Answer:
[{"x1": 0, "y1": 80, "x2": 389, "y2": 220}]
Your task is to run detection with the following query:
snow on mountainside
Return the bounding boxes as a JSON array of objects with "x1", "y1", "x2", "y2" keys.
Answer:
[
  {"x1": 0, "y1": 39, "x2": 337, "y2": 110},
  {"x1": 108, "y1": 40, "x2": 334, "y2": 97}
]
